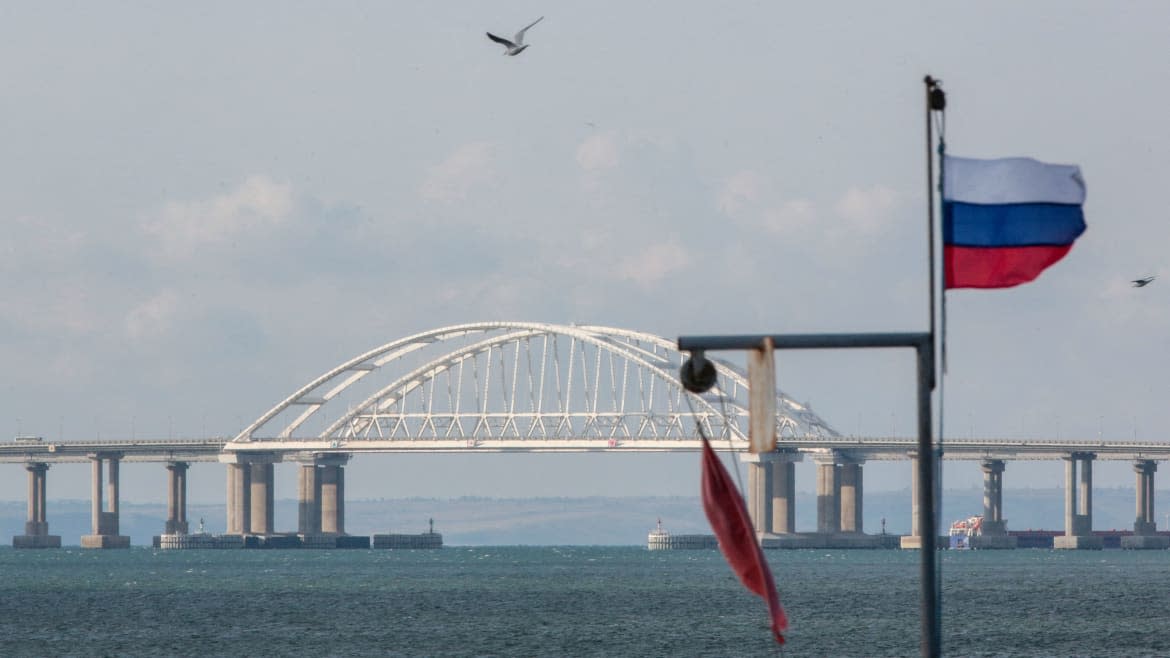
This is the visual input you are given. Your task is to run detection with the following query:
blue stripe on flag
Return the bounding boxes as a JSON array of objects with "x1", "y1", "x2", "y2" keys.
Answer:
[{"x1": 943, "y1": 201, "x2": 1086, "y2": 247}]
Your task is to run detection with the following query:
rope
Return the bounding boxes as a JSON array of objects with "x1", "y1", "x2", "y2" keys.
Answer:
[{"x1": 684, "y1": 382, "x2": 746, "y2": 515}]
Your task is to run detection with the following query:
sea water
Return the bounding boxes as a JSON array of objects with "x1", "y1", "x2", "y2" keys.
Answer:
[{"x1": 1, "y1": 546, "x2": 1168, "y2": 657}]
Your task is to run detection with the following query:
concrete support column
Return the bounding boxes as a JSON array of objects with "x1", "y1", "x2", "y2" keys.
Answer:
[
  {"x1": 39, "y1": 467, "x2": 48, "y2": 528},
  {"x1": 82, "y1": 453, "x2": 129, "y2": 548},
  {"x1": 909, "y1": 456, "x2": 919, "y2": 537},
  {"x1": 995, "y1": 464, "x2": 1004, "y2": 524},
  {"x1": 839, "y1": 462, "x2": 863, "y2": 533},
  {"x1": 746, "y1": 459, "x2": 774, "y2": 534},
  {"x1": 178, "y1": 463, "x2": 188, "y2": 529},
  {"x1": 298, "y1": 464, "x2": 322, "y2": 534},
  {"x1": 740, "y1": 451, "x2": 801, "y2": 536},
  {"x1": 223, "y1": 461, "x2": 232, "y2": 533},
  {"x1": 107, "y1": 456, "x2": 120, "y2": 535},
  {"x1": 87, "y1": 454, "x2": 123, "y2": 535},
  {"x1": 1078, "y1": 454, "x2": 1092, "y2": 530},
  {"x1": 900, "y1": 454, "x2": 933, "y2": 549},
  {"x1": 91, "y1": 456, "x2": 104, "y2": 535},
  {"x1": 772, "y1": 460, "x2": 797, "y2": 534},
  {"x1": 25, "y1": 461, "x2": 43, "y2": 533},
  {"x1": 337, "y1": 466, "x2": 344, "y2": 534},
  {"x1": 14, "y1": 463, "x2": 60, "y2": 548},
  {"x1": 815, "y1": 455, "x2": 840, "y2": 534},
  {"x1": 1056, "y1": 452, "x2": 1101, "y2": 549},
  {"x1": 27, "y1": 463, "x2": 37, "y2": 530},
  {"x1": 980, "y1": 460, "x2": 1007, "y2": 535},
  {"x1": 1123, "y1": 460, "x2": 1168, "y2": 549},
  {"x1": 226, "y1": 462, "x2": 252, "y2": 535},
  {"x1": 24, "y1": 463, "x2": 49, "y2": 535},
  {"x1": 165, "y1": 462, "x2": 190, "y2": 534},
  {"x1": 250, "y1": 463, "x2": 275, "y2": 535},
  {"x1": 226, "y1": 463, "x2": 236, "y2": 533},
  {"x1": 321, "y1": 465, "x2": 344, "y2": 534},
  {"x1": 1133, "y1": 460, "x2": 1157, "y2": 535},
  {"x1": 1064, "y1": 456, "x2": 1077, "y2": 535},
  {"x1": 1145, "y1": 463, "x2": 1156, "y2": 529},
  {"x1": 222, "y1": 452, "x2": 280, "y2": 537}
]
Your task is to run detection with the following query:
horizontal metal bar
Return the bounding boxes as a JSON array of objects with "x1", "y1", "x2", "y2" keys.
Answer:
[{"x1": 677, "y1": 332, "x2": 931, "y2": 352}]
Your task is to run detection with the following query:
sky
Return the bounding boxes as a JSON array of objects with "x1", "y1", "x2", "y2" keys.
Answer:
[{"x1": 2, "y1": 3, "x2": 1168, "y2": 507}]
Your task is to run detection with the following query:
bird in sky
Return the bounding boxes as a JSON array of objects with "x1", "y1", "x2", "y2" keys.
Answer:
[
  {"x1": 487, "y1": 16, "x2": 544, "y2": 56},
  {"x1": 1132, "y1": 276, "x2": 1156, "y2": 287}
]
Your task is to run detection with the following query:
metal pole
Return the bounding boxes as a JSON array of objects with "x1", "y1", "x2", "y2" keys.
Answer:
[
  {"x1": 917, "y1": 343, "x2": 939, "y2": 657},
  {"x1": 679, "y1": 332, "x2": 930, "y2": 352},
  {"x1": 922, "y1": 73, "x2": 945, "y2": 658},
  {"x1": 677, "y1": 330, "x2": 940, "y2": 654},
  {"x1": 925, "y1": 76, "x2": 937, "y2": 343}
]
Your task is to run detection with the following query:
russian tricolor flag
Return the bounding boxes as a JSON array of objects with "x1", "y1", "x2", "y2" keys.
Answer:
[{"x1": 943, "y1": 155, "x2": 1086, "y2": 289}]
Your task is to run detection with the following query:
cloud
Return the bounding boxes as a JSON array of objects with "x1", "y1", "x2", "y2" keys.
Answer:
[
  {"x1": 2, "y1": 215, "x2": 87, "y2": 266},
  {"x1": 576, "y1": 132, "x2": 620, "y2": 172},
  {"x1": 143, "y1": 176, "x2": 296, "y2": 258},
  {"x1": 0, "y1": 215, "x2": 112, "y2": 336},
  {"x1": 614, "y1": 240, "x2": 692, "y2": 290},
  {"x1": 717, "y1": 170, "x2": 766, "y2": 215},
  {"x1": 718, "y1": 170, "x2": 818, "y2": 233},
  {"x1": 833, "y1": 184, "x2": 897, "y2": 233},
  {"x1": 125, "y1": 290, "x2": 180, "y2": 340},
  {"x1": 760, "y1": 199, "x2": 818, "y2": 234},
  {"x1": 716, "y1": 174, "x2": 899, "y2": 249},
  {"x1": 420, "y1": 142, "x2": 497, "y2": 203}
]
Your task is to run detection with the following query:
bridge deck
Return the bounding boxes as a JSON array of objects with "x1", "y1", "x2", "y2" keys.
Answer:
[{"x1": 3, "y1": 437, "x2": 1169, "y2": 463}]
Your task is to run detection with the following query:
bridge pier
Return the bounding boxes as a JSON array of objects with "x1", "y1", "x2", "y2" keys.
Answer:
[
  {"x1": 1055, "y1": 452, "x2": 1102, "y2": 549},
  {"x1": 320, "y1": 463, "x2": 345, "y2": 534},
  {"x1": 811, "y1": 451, "x2": 865, "y2": 535},
  {"x1": 13, "y1": 462, "x2": 60, "y2": 548},
  {"x1": 814, "y1": 453, "x2": 840, "y2": 534},
  {"x1": 226, "y1": 461, "x2": 251, "y2": 534},
  {"x1": 772, "y1": 455, "x2": 797, "y2": 534},
  {"x1": 164, "y1": 462, "x2": 189, "y2": 534},
  {"x1": 839, "y1": 460, "x2": 863, "y2": 533},
  {"x1": 221, "y1": 452, "x2": 281, "y2": 536},
  {"x1": 250, "y1": 462, "x2": 275, "y2": 535},
  {"x1": 1122, "y1": 460, "x2": 1168, "y2": 549},
  {"x1": 295, "y1": 454, "x2": 350, "y2": 541},
  {"x1": 298, "y1": 462, "x2": 322, "y2": 534},
  {"x1": 82, "y1": 453, "x2": 130, "y2": 548},
  {"x1": 972, "y1": 459, "x2": 1016, "y2": 548},
  {"x1": 749, "y1": 450, "x2": 890, "y2": 549},
  {"x1": 742, "y1": 451, "x2": 801, "y2": 535},
  {"x1": 900, "y1": 454, "x2": 944, "y2": 550}
]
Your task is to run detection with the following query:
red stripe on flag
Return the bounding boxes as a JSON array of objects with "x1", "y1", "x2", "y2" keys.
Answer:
[
  {"x1": 944, "y1": 244, "x2": 1074, "y2": 289},
  {"x1": 700, "y1": 436, "x2": 787, "y2": 644}
]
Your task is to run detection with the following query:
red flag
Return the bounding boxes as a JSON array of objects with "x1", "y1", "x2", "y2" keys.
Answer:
[{"x1": 701, "y1": 435, "x2": 788, "y2": 644}]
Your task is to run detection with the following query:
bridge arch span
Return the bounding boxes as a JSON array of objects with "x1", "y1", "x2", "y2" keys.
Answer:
[{"x1": 233, "y1": 322, "x2": 838, "y2": 448}]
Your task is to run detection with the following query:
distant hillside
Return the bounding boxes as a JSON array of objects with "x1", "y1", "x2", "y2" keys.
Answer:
[{"x1": 1, "y1": 488, "x2": 1165, "y2": 547}]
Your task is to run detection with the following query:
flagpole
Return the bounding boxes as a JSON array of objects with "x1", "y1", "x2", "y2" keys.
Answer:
[
  {"x1": 925, "y1": 77, "x2": 937, "y2": 346},
  {"x1": 932, "y1": 88, "x2": 949, "y2": 658},
  {"x1": 921, "y1": 74, "x2": 946, "y2": 658}
]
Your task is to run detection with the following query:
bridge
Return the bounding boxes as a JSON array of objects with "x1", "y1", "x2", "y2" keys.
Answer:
[{"x1": 3, "y1": 321, "x2": 1168, "y2": 549}]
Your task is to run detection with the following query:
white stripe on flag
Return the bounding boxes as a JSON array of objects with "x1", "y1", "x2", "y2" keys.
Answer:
[{"x1": 943, "y1": 156, "x2": 1086, "y2": 206}]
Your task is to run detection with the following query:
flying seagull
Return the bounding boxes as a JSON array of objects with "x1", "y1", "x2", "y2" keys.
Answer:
[
  {"x1": 487, "y1": 16, "x2": 544, "y2": 56},
  {"x1": 1132, "y1": 276, "x2": 1156, "y2": 287}
]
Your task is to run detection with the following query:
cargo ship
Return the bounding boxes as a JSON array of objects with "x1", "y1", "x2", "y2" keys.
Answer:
[{"x1": 948, "y1": 515, "x2": 983, "y2": 549}]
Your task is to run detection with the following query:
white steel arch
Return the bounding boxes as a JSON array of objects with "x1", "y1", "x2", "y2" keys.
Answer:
[{"x1": 233, "y1": 322, "x2": 838, "y2": 446}]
